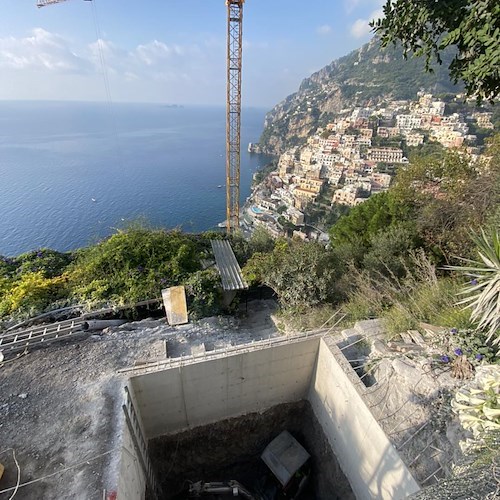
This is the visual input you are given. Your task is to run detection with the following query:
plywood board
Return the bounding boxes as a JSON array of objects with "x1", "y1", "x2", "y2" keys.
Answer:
[{"x1": 162, "y1": 286, "x2": 188, "y2": 326}]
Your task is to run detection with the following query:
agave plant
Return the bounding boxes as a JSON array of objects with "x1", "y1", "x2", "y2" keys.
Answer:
[
  {"x1": 447, "y1": 229, "x2": 500, "y2": 345},
  {"x1": 451, "y1": 367, "x2": 500, "y2": 437}
]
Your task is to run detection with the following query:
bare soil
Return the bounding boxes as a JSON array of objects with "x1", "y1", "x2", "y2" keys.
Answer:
[{"x1": 149, "y1": 401, "x2": 355, "y2": 500}]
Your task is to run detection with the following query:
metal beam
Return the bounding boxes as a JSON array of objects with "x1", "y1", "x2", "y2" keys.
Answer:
[
  {"x1": 226, "y1": 0, "x2": 244, "y2": 234},
  {"x1": 37, "y1": 0, "x2": 92, "y2": 7}
]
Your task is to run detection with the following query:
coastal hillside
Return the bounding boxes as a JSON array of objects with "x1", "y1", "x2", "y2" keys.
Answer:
[{"x1": 259, "y1": 37, "x2": 459, "y2": 155}]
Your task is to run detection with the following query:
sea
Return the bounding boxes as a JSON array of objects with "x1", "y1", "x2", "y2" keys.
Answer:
[{"x1": 0, "y1": 101, "x2": 273, "y2": 256}]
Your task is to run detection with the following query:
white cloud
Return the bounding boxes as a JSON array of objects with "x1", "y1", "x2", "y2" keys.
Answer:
[
  {"x1": 0, "y1": 28, "x2": 90, "y2": 73},
  {"x1": 316, "y1": 25, "x2": 332, "y2": 36},
  {"x1": 344, "y1": 0, "x2": 361, "y2": 14},
  {"x1": 0, "y1": 28, "x2": 227, "y2": 103},
  {"x1": 350, "y1": 19, "x2": 371, "y2": 38},
  {"x1": 0, "y1": 28, "x2": 218, "y2": 83},
  {"x1": 350, "y1": 8, "x2": 383, "y2": 38}
]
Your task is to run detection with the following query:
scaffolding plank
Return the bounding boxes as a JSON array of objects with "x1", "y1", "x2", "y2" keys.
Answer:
[{"x1": 0, "y1": 319, "x2": 86, "y2": 356}]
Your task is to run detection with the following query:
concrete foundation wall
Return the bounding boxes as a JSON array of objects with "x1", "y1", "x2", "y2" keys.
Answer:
[
  {"x1": 308, "y1": 337, "x2": 420, "y2": 500},
  {"x1": 130, "y1": 337, "x2": 321, "y2": 439},
  {"x1": 116, "y1": 420, "x2": 147, "y2": 500}
]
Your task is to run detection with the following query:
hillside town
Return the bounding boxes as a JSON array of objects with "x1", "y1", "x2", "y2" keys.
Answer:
[{"x1": 244, "y1": 92, "x2": 495, "y2": 240}]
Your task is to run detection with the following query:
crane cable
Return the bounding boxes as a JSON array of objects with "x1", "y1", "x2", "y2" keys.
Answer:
[
  {"x1": 90, "y1": 0, "x2": 113, "y2": 110},
  {"x1": 88, "y1": 0, "x2": 124, "y2": 171}
]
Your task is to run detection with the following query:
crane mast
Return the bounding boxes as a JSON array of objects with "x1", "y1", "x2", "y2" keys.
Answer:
[{"x1": 226, "y1": 0, "x2": 244, "y2": 235}]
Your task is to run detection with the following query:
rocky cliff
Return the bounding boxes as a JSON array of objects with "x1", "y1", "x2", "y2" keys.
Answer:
[{"x1": 259, "y1": 37, "x2": 459, "y2": 155}]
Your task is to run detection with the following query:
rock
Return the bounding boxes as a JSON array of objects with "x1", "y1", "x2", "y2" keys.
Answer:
[
  {"x1": 371, "y1": 339, "x2": 389, "y2": 356},
  {"x1": 354, "y1": 319, "x2": 386, "y2": 339},
  {"x1": 18, "y1": 393, "x2": 28, "y2": 399},
  {"x1": 391, "y1": 358, "x2": 419, "y2": 380}
]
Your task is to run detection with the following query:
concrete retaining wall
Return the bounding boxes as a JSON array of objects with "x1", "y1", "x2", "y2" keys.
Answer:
[
  {"x1": 120, "y1": 334, "x2": 420, "y2": 500},
  {"x1": 116, "y1": 421, "x2": 147, "y2": 500},
  {"x1": 308, "y1": 336, "x2": 420, "y2": 500},
  {"x1": 129, "y1": 337, "x2": 321, "y2": 439}
]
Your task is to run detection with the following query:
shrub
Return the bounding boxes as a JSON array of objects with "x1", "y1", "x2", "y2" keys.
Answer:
[
  {"x1": 69, "y1": 227, "x2": 201, "y2": 306},
  {"x1": 447, "y1": 229, "x2": 500, "y2": 346},
  {"x1": 451, "y1": 366, "x2": 500, "y2": 436},
  {"x1": 14, "y1": 249, "x2": 73, "y2": 278},
  {"x1": 185, "y1": 268, "x2": 222, "y2": 319},
  {"x1": 243, "y1": 240, "x2": 340, "y2": 311},
  {"x1": 0, "y1": 272, "x2": 69, "y2": 318},
  {"x1": 363, "y1": 224, "x2": 419, "y2": 278}
]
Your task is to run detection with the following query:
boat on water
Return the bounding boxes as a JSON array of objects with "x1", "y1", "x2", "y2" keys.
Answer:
[{"x1": 217, "y1": 185, "x2": 223, "y2": 188}]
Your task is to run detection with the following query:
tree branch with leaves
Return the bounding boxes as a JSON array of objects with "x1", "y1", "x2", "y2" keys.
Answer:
[{"x1": 372, "y1": 0, "x2": 500, "y2": 102}]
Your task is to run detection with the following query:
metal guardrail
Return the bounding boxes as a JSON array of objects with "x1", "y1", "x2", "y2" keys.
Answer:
[{"x1": 122, "y1": 387, "x2": 161, "y2": 499}]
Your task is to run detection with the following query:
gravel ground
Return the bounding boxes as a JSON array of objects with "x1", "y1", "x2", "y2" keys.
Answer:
[{"x1": 0, "y1": 300, "x2": 279, "y2": 500}]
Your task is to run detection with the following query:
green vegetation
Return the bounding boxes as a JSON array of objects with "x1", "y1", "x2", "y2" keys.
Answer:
[
  {"x1": 452, "y1": 371, "x2": 500, "y2": 435},
  {"x1": 243, "y1": 239, "x2": 340, "y2": 312},
  {"x1": 252, "y1": 160, "x2": 278, "y2": 186},
  {"x1": 373, "y1": 0, "x2": 500, "y2": 102},
  {"x1": 2, "y1": 136, "x2": 499, "y2": 363},
  {"x1": 245, "y1": 134, "x2": 500, "y2": 356},
  {"x1": 69, "y1": 226, "x2": 202, "y2": 305},
  {"x1": 0, "y1": 226, "x2": 219, "y2": 321}
]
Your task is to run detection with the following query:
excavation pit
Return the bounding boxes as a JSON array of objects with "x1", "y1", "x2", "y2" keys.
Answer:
[
  {"x1": 149, "y1": 401, "x2": 354, "y2": 499},
  {"x1": 117, "y1": 335, "x2": 421, "y2": 500}
]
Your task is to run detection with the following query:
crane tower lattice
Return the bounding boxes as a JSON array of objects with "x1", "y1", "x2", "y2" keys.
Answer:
[{"x1": 226, "y1": 0, "x2": 244, "y2": 234}]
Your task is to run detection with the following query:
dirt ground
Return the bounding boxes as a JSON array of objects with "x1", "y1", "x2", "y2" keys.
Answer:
[
  {"x1": 0, "y1": 300, "x2": 280, "y2": 500},
  {"x1": 149, "y1": 401, "x2": 355, "y2": 500}
]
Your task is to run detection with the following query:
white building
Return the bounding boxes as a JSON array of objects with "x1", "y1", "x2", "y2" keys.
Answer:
[
  {"x1": 368, "y1": 147, "x2": 405, "y2": 163},
  {"x1": 397, "y1": 114, "x2": 422, "y2": 133}
]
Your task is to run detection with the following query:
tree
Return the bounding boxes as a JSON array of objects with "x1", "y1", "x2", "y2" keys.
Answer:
[
  {"x1": 243, "y1": 240, "x2": 340, "y2": 310},
  {"x1": 372, "y1": 0, "x2": 500, "y2": 102},
  {"x1": 329, "y1": 191, "x2": 410, "y2": 248},
  {"x1": 392, "y1": 135, "x2": 500, "y2": 262}
]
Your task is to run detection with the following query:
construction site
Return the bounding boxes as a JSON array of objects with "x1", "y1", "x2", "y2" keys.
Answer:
[
  {"x1": 2, "y1": 1, "x2": 497, "y2": 499},
  {"x1": 1, "y1": 289, "x2": 476, "y2": 500}
]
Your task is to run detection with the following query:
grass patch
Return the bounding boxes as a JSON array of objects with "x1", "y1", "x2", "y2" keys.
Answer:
[{"x1": 275, "y1": 304, "x2": 342, "y2": 333}]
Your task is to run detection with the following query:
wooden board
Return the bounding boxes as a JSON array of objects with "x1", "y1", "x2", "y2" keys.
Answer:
[
  {"x1": 408, "y1": 329, "x2": 426, "y2": 346},
  {"x1": 162, "y1": 286, "x2": 188, "y2": 326}
]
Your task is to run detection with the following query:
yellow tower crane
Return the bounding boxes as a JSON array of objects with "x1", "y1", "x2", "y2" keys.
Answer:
[
  {"x1": 37, "y1": 0, "x2": 246, "y2": 236},
  {"x1": 225, "y1": 0, "x2": 245, "y2": 235}
]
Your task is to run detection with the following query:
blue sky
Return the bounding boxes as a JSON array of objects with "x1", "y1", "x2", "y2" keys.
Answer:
[{"x1": 0, "y1": 0, "x2": 384, "y2": 107}]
